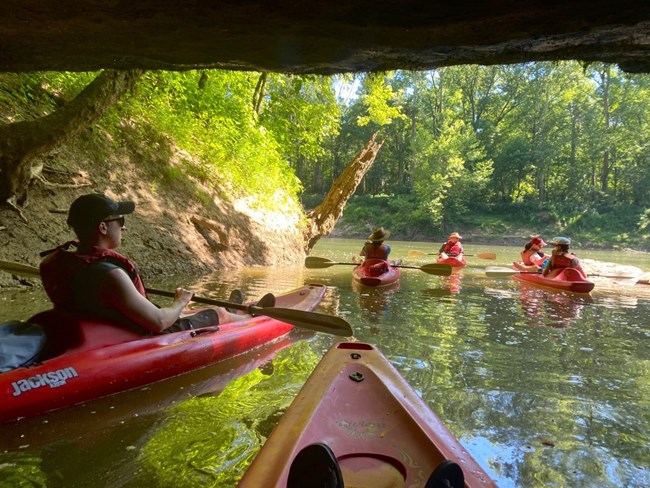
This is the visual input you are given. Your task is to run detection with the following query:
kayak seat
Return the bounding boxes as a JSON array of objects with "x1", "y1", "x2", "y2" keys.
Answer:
[
  {"x1": 561, "y1": 267, "x2": 588, "y2": 281},
  {"x1": 425, "y1": 460, "x2": 464, "y2": 488},
  {"x1": 29, "y1": 310, "x2": 142, "y2": 360},
  {"x1": 367, "y1": 261, "x2": 389, "y2": 277},
  {"x1": 287, "y1": 443, "x2": 343, "y2": 488},
  {"x1": 548, "y1": 267, "x2": 587, "y2": 281}
]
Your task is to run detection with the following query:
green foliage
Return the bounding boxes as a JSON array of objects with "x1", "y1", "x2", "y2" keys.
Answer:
[
  {"x1": 4, "y1": 62, "x2": 650, "y2": 249},
  {"x1": 339, "y1": 194, "x2": 436, "y2": 236},
  {"x1": 411, "y1": 116, "x2": 493, "y2": 228},
  {"x1": 260, "y1": 74, "x2": 340, "y2": 163},
  {"x1": 640, "y1": 208, "x2": 650, "y2": 232},
  {"x1": 0, "y1": 71, "x2": 97, "y2": 120},
  {"x1": 121, "y1": 71, "x2": 303, "y2": 209},
  {"x1": 1, "y1": 70, "x2": 317, "y2": 215},
  {"x1": 356, "y1": 72, "x2": 406, "y2": 127},
  {"x1": 547, "y1": 203, "x2": 645, "y2": 247},
  {"x1": 319, "y1": 62, "x2": 650, "y2": 247}
]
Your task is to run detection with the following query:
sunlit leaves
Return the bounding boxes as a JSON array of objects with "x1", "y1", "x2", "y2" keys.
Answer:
[
  {"x1": 128, "y1": 70, "x2": 303, "y2": 208},
  {"x1": 259, "y1": 74, "x2": 340, "y2": 165},
  {"x1": 356, "y1": 72, "x2": 405, "y2": 127}
]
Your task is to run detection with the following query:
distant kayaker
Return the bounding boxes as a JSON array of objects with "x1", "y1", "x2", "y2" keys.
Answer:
[
  {"x1": 40, "y1": 193, "x2": 274, "y2": 334},
  {"x1": 438, "y1": 232, "x2": 464, "y2": 260},
  {"x1": 360, "y1": 227, "x2": 392, "y2": 260},
  {"x1": 521, "y1": 235, "x2": 548, "y2": 270},
  {"x1": 542, "y1": 236, "x2": 584, "y2": 277}
]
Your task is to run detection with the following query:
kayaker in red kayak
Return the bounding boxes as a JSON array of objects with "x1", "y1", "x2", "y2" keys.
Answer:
[
  {"x1": 359, "y1": 227, "x2": 392, "y2": 275},
  {"x1": 359, "y1": 227, "x2": 392, "y2": 260},
  {"x1": 542, "y1": 236, "x2": 585, "y2": 277},
  {"x1": 521, "y1": 235, "x2": 548, "y2": 270},
  {"x1": 39, "y1": 193, "x2": 273, "y2": 334},
  {"x1": 438, "y1": 231, "x2": 463, "y2": 260}
]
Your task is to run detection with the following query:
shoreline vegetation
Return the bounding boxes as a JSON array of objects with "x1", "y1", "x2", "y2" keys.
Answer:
[
  {"x1": 328, "y1": 228, "x2": 650, "y2": 253},
  {"x1": 2, "y1": 66, "x2": 650, "y2": 291},
  {"x1": 327, "y1": 211, "x2": 650, "y2": 253}
]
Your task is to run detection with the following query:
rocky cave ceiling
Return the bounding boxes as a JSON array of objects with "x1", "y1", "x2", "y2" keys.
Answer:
[{"x1": 1, "y1": 1, "x2": 650, "y2": 74}]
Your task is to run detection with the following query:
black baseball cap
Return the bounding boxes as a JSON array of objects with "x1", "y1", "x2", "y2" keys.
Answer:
[{"x1": 67, "y1": 193, "x2": 135, "y2": 228}]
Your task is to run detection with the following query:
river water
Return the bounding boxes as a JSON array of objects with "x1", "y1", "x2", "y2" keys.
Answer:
[{"x1": 1, "y1": 238, "x2": 649, "y2": 487}]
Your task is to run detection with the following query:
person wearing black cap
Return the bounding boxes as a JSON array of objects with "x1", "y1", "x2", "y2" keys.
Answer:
[{"x1": 40, "y1": 193, "x2": 272, "y2": 334}]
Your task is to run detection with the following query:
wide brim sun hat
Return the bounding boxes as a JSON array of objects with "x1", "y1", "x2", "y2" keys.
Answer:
[{"x1": 369, "y1": 227, "x2": 390, "y2": 242}]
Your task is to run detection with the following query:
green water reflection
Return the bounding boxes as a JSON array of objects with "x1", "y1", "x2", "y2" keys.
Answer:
[
  {"x1": 129, "y1": 342, "x2": 319, "y2": 488},
  {"x1": 1, "y1": 239, "x2": 649, "y2": 487}
]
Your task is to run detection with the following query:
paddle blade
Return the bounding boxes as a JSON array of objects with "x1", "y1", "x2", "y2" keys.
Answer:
[
  {"x1": 407, "y1": 250, "x2": 429, "y2": 257},
  {"x1": 250, "y1": 306, "x2": 353, "y2": 336},
  {"x1": 147, "y1": 287, "x2": 353, "y2": 337},
  {"x1": 485, "y1": 266, "x2": 527, "y2": 278},
  {"x1": 304, "y1": 256, "x2": 357, "y2": 268},
  {"x1": 485, "y1": 267, "x2": 620, "y2": 279},
  {"x1": 419, "y1": 263, "x2": 453, "y2": 276},
  {"x1": 0, "y1": 260, "x2": 40, "y2": 278},
  {"x1": 475, "y1": 252, "x2": 497, "y2": 260},
  {"x1": 304, "y1": 256, "x2": 338, "y2": 269}
]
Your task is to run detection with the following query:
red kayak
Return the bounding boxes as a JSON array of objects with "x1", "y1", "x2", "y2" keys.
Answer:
[
  {"x1": 352, "y1": 258, "x2": 401, "y2": 287},
  {"x1": 512, "y1": 264, "x2": 594, "y2": 293},
  {"x1": 437, "y1": 255, "x2": 467, "y2": 267},
  {"x1": 0, "y1": 284, "x2": 326, "y2": 424},
  {"x1": 238, "y1": 341, "x2": 496, "y2": 488}
]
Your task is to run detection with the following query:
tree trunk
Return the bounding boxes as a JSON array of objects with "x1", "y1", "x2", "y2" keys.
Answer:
[
  {"x1": 304, "y1": 132, "x2": 384, "y2": 253},
  {"x1": 252, "y1": 72, "x2": 267, "y2": 115},
  {"x1": 409, "y1": 109, "x2": 416, "y2": 192},
  {"x1": 600, "y1": 66, "x2": 611, "y2": 193},
  {"x1": 0, "y1": 69, "x2": 143, "y2": 206}
]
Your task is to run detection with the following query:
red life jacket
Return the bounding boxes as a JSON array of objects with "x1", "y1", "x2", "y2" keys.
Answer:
[
  {"x1": 441, "y1": 241, "x2": 463, "y2": 256},
  {"x1": 521, "y1": 249, "x2": 546, "y2": 266},
  {"x1": 40, "y1": 241, "x2": 146, "y2": 310},
  {"x1": 549, "y1": 252, "x2": 578, "y2": 269},
  {"x1": 363, "y1": 243, "x2": 389, "y2": 259}
]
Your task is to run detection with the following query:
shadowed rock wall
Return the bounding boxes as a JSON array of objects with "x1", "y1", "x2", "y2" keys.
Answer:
[{"x1": 1, "y1": 1, "x2": 650, "y2": 73}]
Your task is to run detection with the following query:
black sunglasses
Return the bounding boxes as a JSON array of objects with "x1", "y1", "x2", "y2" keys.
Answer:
[{"x1": 103, "y1": 215, "x2": 125, "y2": 227}]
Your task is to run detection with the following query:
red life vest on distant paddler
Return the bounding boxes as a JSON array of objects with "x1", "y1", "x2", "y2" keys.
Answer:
[
  {"x1": 440, "y1": 241, "x2": 463, "y2": 257},
  {"x1": 40, "y1": 242, "x2": 146, "y2": 310},
  {"x1": 521, "y1": 248, "x2": 546, "y2": 266},
  {"x1": 549, "y1": 252, "x2": 578, "y2": 269}
]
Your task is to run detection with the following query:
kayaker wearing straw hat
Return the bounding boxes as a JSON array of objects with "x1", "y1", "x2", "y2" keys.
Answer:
[
  {"x1": 438, "y1": 232, "x2": 464, "y2": 260},
  {"x1": 542, "y1": 236, "x2": 584, "y2": 277},
  {"x1": 360, "y1": 227, "x2": 392, "y2": 260},
  {"x1": 39, "y1": 193, "x2": 274, "y2": 334}
]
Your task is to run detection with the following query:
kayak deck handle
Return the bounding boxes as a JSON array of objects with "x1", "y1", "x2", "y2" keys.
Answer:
[{"x1": 190, "y1": 326, "x2": 220, "y2": 337}]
